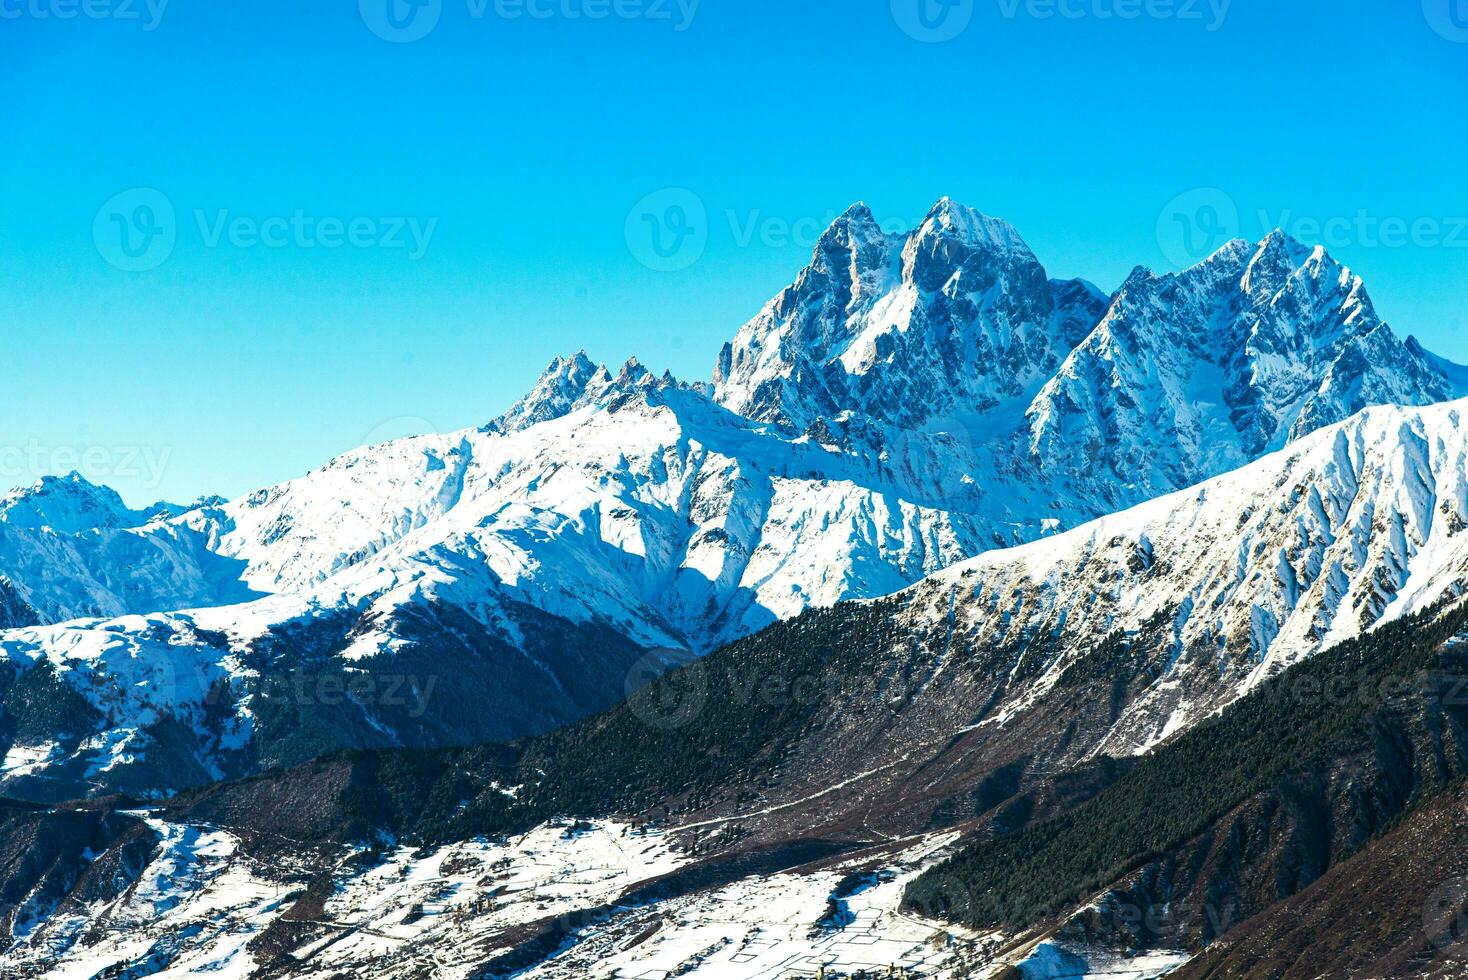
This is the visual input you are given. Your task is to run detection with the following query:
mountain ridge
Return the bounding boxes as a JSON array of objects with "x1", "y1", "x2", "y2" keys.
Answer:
[
  {"x1": 3, "y1": 197, "x2": 1468, "y2": 978},
  {"x1": 1, "y1": 198, "x2": 1464, "y2": 804}
]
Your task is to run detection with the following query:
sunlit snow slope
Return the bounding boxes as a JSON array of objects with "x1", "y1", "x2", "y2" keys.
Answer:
[{"x1": 0, "y1": 198, "x2": 1463, "y2": 799}]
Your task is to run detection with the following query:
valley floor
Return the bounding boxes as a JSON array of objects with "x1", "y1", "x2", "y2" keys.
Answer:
[{"x1": 8, "y1": 814, "x2": 1187, "y2": 980}]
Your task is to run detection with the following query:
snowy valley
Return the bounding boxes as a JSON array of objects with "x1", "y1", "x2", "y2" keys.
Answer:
[{"x1": 3, "y1": 199, "x2": 1468, "y2": 979}]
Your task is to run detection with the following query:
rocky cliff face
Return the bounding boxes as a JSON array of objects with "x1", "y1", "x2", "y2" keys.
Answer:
[
  {"x1": 1022, "y1": 231, "x2": 1458, "y2": 514},
  {"x1": 0, "y1": 200, "x2": 1462, "y2": 805},
  {"x1": 712, "y1": 198, "x2": 1107, "y2": 431}
]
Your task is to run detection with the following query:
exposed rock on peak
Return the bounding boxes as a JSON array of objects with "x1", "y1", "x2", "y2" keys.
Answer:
[
  {"x1": 495, "y1": 350, "x2": 603, "y2": 432},
  {"x1": 0, "y1": 472, "x2": 179, "y2": 535},
  {"x1": 713, "y1": 197, "x2": 1087, "y2": 431},
  {"x1": 1022, "y1": 233, "x2": 1461, "y2": 512}
]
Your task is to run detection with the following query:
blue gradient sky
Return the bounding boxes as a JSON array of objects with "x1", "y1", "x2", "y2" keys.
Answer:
[{"x1": 3, "y1": 0, "x2": 1466, "y2": 504}]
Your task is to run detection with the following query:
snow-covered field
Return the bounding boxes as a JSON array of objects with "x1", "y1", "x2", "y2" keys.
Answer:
[
  {"x1": 7, "y1": 809, "x2": 1191, "y2": 979},
  {"x1": 21, "y1": 816, "x2": 291, "y2": 979}
]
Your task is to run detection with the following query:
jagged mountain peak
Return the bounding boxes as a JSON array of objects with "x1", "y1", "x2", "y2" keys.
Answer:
[
  {"x1": 1167, "y1": 229, "x2": 1357, "y2": 306},
  {"x1": 824, "y1": 200, "x2": 878, "y2": 230},
  {"x1": 713, "y1": 199, "x2": 1081, "y2": 429},
  {"x1": 1256, "y1": 225, "x2": 1312, "y2": 253},
  {"x1": 712, "y1": 197, "x2": 1460, "y2": 500},
  {"x1": 0, "y1": 471, "x2": 170, "y2": 535},
  {"x1": 1119, "y1": 230, "x2": 1333, "y2": 301},
  {"x1": 551, "y1": 349, "x2": 597, "y2": 375},
  {"x1": 1241, "y1": 228, "x2": 1350, "y2": 298},
  {"x1": 495, "y1": 350, "x2": 605, "y2": 432},
  {"x1": 916, "y1": 195, "x2": 1034, "y2": 256},
  {"x1": 615, "y1": 356, "x2": 652, "y2": 386},
  {"x1": 495, "y1": 351, "x2": 670, "y2": 433},
  {"x1": 1024, "y1": 227, "x2": 1456, "y2": 506}
]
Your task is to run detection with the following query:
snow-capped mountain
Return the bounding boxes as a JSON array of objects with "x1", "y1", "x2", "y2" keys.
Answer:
[
  {"x1": 1022, "y1": 230, "x2": 1459, "y2": 513},
  {"x1": 0, "y1": 381, "x2": 990, "y2": 799},
  {"x1": 0, "y1": 474, "x2": 255, "y2": 625},
  {"x1": 714, "y1": 199, "x2": 1461, "y2": 525},
  {"x1": 0, "y1": 198, "x2": 1463, "y2": 802},
  {"x1": 908, "y1": 398, "x2": 1468, "y2": 758},
  {"x1": 712, "y1": 197, "x2": 1109, "y2": 430},
  {"x1": 194, "y1": 378, "x2": 983, "y2": 649},
  {"x1": 15, "y1": 399, "x2": 1468, "y2": 976},
  {"x1": 0, "y1": 472, "x2": 173, "y2": 534}
]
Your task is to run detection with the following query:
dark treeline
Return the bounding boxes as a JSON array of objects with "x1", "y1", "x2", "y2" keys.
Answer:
[{"x1": 902, "y1": 599, "x2": 1468, "y2": 931}]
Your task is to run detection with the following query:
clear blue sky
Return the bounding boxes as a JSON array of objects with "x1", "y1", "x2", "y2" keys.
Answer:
[{"x1": 3, "y1": 0, "x2": 1466, "y2": 505}]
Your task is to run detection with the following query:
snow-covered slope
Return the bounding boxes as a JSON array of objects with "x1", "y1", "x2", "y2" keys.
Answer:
[
  {"x1": 1023, "y1": 231, "x2": 1458, "y2": 514},
  {"x1": 1, "y1": 808, "x2": 1011, "y2": 980},
  {"x1": 182, "y1": 379, "x2": 984, "y2": 651},
  {"x1": 0, "y1": 198, "x2": 1463, "y2": 801},
  {"x1": 901, "y1": 398, "x2": 1468, "y2": 757},
  {"x1": 0, "y1": 474, "x2": 257, "y2": 625}
]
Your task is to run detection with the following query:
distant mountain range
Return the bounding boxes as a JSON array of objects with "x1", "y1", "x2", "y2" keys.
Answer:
[
  {"x1": 9, "y1": 422, "x2": 1468, "y2": 975},
  {"x1": 4, "y1": 198, "x2": 1468, "y2": 978},
  {"x1": 2, "y1": 197, "x2": 1464, "y2": 804}
]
